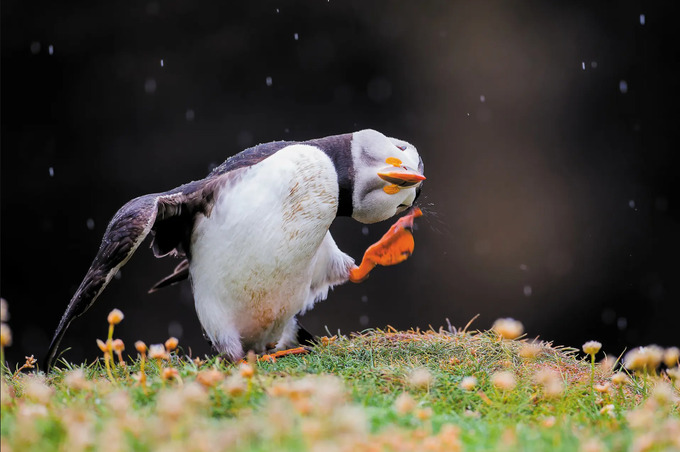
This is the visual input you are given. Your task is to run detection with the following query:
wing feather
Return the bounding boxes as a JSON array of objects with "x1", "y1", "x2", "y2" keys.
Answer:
[{"x1": 46, "y1": 192, "x2": 183, "y2": 369}]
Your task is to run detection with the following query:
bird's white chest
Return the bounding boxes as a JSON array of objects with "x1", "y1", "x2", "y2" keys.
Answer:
[{"x1": 189, "y1": 145, "x2": 339, "y2": 348}]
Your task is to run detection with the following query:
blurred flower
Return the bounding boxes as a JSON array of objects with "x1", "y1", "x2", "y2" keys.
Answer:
[
  {"x1": 415, "y1": 407, "x2": 433, "y2": 420},
  {"x1": 106, "y1": 390, "x2": 131, "y2": 415},
  {"x1": 135, "y1": 341, "x2": 147, "y2": 354},
  {"x1": 23, "y1": 378, "x2": 54, "y2": 405},
  {"x1": 533, "y1": 368, "x2": 563, "y2": 397},
  {"x1": 651, "y1": 382, "x2": 676, "y2": 406},
  {"x1": 491, "y1": 371, "x2": 517, "y2": 391},
  {"x1": 541, "y1": 416, "x2": 556, "y2": 428},
  {"x1": 0, "y1": 323, "x2": 12, "y2": 347},
  {"x1": 663, "y1": 347, "x2": 679, "y2": 368},
  {"x1": 223, "y1": 374, "x2": 247, "y2": 396},
  {"x1": 624, "y1": 346, "x2": 664, "y2": 372},
  {"x1": 611, "y1": 372, "x2": 630, "y2": 386},
  {"x1": 193, "y1": 357, "x2": 206, "y2": 367},
  {"x1": 393, "y1": 392, "x2": 417, "y2": 415},
  {"x1": 196, "y1": 369, "x2": 223, "y2": 388},
  {"x1": 599, "y1": 356, "x2": 616, "y2": 373},
  {"x1": 460, "y1": 376, "x2": 477, "y2": 391},
  {"x1": 594, "y1": 383, "x2": 610, "y2": 394},
  {"x1": 599, "y1": 404, "x2": 615, "y2": 417},
  {"x1": 519, "y1": 343, "x2": 542, "y2": 359},
  {"x1": 667, "y1": 367, "x2": 680, "y2": 381},
  {"x1": 0, "y1": 298, "x2": 8, "y2": 322},
  {"x1": 582, "y1": 341, "x2": 602, "y2": 356},
  {"x1": 111, "y1": 339, "x2": 124, "y2": 353},
  {"x1": 180, "y1": 382, "x2": 209, "y2": 408},
  {"x1": 581, "y1": 438, "x2": 605, "y2": 452},
  {"x1": 156, "y1": 390, "x2": 183, "y2": 421},
  {"x1": 492, "y1": 318, "x2": 524, "y2": 340},
  {"x1": 408, "y1": 368, "x2": 433, "y2": 389},
  {"x1": 148, "y1": 344, "x2": 169, "y2": 360},
  {"x1": 162, "y1": 367, "x2": 179, "y2": 381},
  {"x1": 107, "y1": 309, "x2": 124, "y2": 325},
  {"x1": 239, "y1": 363, "x2": 255, "y2": 379},
  {"x1": 64, "y1": 369, "x2": 91, "y2": 391},
  {"x1": 164, "y1": 337, "x2": 179, "y2": 352},
  {"x1": 96, "y1": 339, "x2": 109, "y2": 353}
]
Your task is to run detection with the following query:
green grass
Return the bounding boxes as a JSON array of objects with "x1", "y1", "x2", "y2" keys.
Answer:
[{"x1": 1, "y1": 327, "x2": 679, "y2": 452}]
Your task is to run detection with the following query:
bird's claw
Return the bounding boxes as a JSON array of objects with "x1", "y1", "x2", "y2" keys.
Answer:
[
  {"x1": 349, "y1": 207, "x2": 423, "y2": 283},
  {"x1": 258, "y1": 346, "x2": 311, "y2": 363}
]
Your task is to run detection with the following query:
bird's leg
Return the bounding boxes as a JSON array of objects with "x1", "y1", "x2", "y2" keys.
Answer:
[
  {"x1": 349, "y1": 207, "x2": 423, "y2": 283},
  {"x1": 259, "y1": 346, "x2": 311, "y2": 363}
]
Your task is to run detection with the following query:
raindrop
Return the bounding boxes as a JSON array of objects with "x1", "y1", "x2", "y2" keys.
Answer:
[
  {"x1": 361, "y1": 295, "x2": 368, "y2": 303},
  {"x1": 466, "y1": 112, "x2": 470, "y2": 117},
  {"x1": 523, "y1": 285, "x2": 532, "y2": 297},
  {"x1": 581, "y1": 61, "x2": 585, "y2": 70},
  {"x1": 48, "y1": 45, "x2": 54, "y2": 55},
  {"x1": 619, "y1": 80, "x2": 628, "y2": 94},
  {"x1": 276, "y1": 8, "x2": 279, "y2": 13},
  {"x1": 48, "y1": 167, "x2": 54, "y2": 177},
  {"x1": 284, "y1": 128, "x2": 290, "y2": 134},
  {"x1": 519, "y1": 264, "x2": 528, "y2": 271},
  {"x1": 628, "y1": 199, "x2": 635, "y2": 209},
  {"x1": 639, "y1": 14, "x2": 645, "y2": 25},
  {"x1": 160, "y1": 59, "x2": 164, "y2": 67},
  {"x1": 359, "y1": 315, "x2": 369, "y2": 327},
  {"x1": 185, "y1": 109, "x2": 195, "y2": 121},
  {"x1": 114, "y1": 270, "x2": 122, "y2": 280},
  {"x1": 294, "y1": 33, "x2": 299, "y2": 40},
  {"x1": 479, "y1": 95, "x2": 486, "y2": 103},
  {"x1": 168, "y1": 321, "x2": 184, "y2": 339},
  {"x1": 616, "y1": 317, "x2": 627, "y2": 330},
  {"x1": 30, "y1": 42, "x2": 41, "y2": 54},
  {"x1": 144, "y1": 78, "x2": 157, "y2": 94},
  {"x1": 361, "y1": 226, "x2": 369, "y2": 236},
  {"x1": 86, "y1": 218, "x2": 95, "y2": 230},
  {"x1": 265, "y1": 76, "x2": 273, "y2": 87},
  {"x1": 590, "y1": 61, "x2": 597, "y2": 69}
]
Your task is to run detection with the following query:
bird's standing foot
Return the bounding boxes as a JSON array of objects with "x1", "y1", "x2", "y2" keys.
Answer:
[
  {"x1": 258, "y1": 346, "x2": 311, "y2": 363},
  {"x1": 349, "y1": 207, "x2": 423, "y2": 283}
]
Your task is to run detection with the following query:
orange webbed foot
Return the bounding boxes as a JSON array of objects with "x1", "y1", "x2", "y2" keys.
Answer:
[
  {"x1": 258, "y1": 346, "x2": 311, "y2": 363},
  {"x1": 349, "y1": 207, "x2": 423, "y2": 283}
]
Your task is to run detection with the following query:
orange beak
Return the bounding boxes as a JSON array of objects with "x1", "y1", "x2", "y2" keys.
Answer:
[{"x1": 377, "y1": 168, "x2": 426, "y2": 187}]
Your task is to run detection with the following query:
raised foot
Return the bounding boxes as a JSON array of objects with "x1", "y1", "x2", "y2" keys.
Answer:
[
  {"x1": 349, "y1": 207, "x2": 423, "y2": 283},
  {"x1": 259, "y1": 346, "x2": 311, "y2": 363}
]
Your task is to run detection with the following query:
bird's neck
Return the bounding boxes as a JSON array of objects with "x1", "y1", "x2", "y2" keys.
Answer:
[{"x1": 303, "y1": 133, "x2": 354, "y2": 217}]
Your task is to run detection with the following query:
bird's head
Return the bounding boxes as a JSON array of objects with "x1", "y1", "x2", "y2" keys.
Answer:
[{"x1": 350, "y1": 129, "x2": 425, "y2": 224}]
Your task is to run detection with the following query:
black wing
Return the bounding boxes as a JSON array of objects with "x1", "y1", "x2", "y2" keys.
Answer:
[
  {"x1": 44, "y1": 172, "x2": 241, "y2": 370},
  {"x1": 45, "y1": 192, "x2": 186, "y2": 370},
  {"x1": 45, "y1": 140, "x2": 299, "y2": 370}
]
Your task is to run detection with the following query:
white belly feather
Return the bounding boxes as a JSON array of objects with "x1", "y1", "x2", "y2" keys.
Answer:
[{"x1": 189, "y1": 145, "x2": 341, "y2": 358}]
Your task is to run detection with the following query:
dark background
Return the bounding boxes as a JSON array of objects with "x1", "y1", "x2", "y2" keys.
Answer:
[{"x1": 2, "y1": 1, "x2": 679, "y2": 367}]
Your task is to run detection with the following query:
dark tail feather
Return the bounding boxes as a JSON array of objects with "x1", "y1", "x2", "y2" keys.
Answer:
[{"x1": 148, "y1": 259, "x2": 190, "y2": 293}]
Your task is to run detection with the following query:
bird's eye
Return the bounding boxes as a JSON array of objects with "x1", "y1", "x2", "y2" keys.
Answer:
[{"x1": 396, "y1": 145, "x2": 407, "y2": 151}]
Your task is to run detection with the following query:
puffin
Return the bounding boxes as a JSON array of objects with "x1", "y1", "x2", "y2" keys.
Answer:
[{"x1": 45, "y1": 129, "x2": 425, "y2": 369}]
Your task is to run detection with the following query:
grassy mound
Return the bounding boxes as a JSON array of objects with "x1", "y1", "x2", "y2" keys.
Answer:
[{"x1": 1, "y1": 320, "x2": 679, "y2": 451}]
